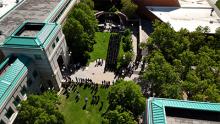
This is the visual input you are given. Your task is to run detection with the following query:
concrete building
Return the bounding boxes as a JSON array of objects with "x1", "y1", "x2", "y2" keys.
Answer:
[
  {"x1": 0, "y1": 0, "x2": 78, "y2": 123},
  {"x1": 146, "y1": 98, "x2": 220, "y2": 124},
  {"x1": 137, "y1": 0, "x2": 220, "y2": 33}
]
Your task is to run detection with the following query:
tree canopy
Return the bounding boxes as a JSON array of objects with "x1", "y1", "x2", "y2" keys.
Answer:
[
  {"x1": 120, "y1": 0, "x2": 138, "y2": 18},
  {"x1": 16, "y1": 91, "x2": 64, "y2": 124},
  {"x1": 103, "y1": 106, "x2": 137, "y2": 124},
  {"x1": 63, "y1": 1, "x2": 98, "y2": 64},
  {"x1": 140, "y1": 20, "x2": 220, "y2": 102},
  {"x1": 106, "y1": 80, "x2": 145, "y2": 122}
]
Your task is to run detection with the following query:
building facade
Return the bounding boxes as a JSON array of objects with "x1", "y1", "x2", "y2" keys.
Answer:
[
  {"x1": 0, "y1": 0, "x2": 79, "y2": 123},
  {"x1": 0, "y1": 21, "x2": 69, "y2": 124}
]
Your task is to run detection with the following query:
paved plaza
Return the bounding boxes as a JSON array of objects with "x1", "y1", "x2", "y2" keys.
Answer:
[{"x1": 70, "y1": 60, "x2": 141, "y2": 85}]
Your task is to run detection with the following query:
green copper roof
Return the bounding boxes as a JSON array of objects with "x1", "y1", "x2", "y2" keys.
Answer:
[
  {"x1": 151, "y1": 101, "x2": 166, "y2": 124},
  {"x1": 147, "y1": 98, "x2": 220, "y2": 124},
  {"x1": 0, "y1": 56, "x2": 30, "y2": 108},
  {"x1": 1, "y1": 22, "x2": 58, "y2": 48}
]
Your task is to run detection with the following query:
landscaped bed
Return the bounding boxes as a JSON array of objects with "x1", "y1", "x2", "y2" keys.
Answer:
[{"x1": 59, "y1": 84, "x2": 109, "y2": 124}]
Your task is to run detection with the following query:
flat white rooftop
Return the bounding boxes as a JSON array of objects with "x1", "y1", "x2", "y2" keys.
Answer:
[
  {"x1": 146, "y1": 0, "x2": 220, "y2": 33},
  {"x1": 0, "y1": 0, "x2": 61, "y2": 43},
  {"x1": 178, "y1": 0, "x2": 211, "y2": 8},
  {"x1": 0, "y1": 0, "x2": 21, "y2": 19}
]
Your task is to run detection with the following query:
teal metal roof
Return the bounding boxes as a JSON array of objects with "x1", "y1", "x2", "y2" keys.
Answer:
[
  {"x1": 147, "y1": 98, "x2": 220, "y2": 124},
  {"x1": 155, "y1": 98, "x2": 220, "y2": 112},
  {"x1": 0, "y1": 56, "x2": 30, "y2": 108},
  {"x1": 151, "y1": 101, "x2": 166, "y2": 124},
  {"x1": 1, "y1": 22, "x2": 58, "y2": 48}
]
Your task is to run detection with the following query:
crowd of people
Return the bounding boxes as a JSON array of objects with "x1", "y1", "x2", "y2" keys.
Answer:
[
  {"x1": 101, "y1": 80, "x2": 111, "y2": 88},
  {"x1": 62, "y1": 77, "x2": 114, "y2": 110},
  {"x1": 95, "y1": 58, "x2": 104, "y2": 67}
]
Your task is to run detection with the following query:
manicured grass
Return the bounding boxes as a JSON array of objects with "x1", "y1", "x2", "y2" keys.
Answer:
[
  {"x1": 59, "y1": 85, "x2": 109, "y2": 124},
  {"x1": 89, "y1": 32, "x2": 111, "y2": 62}
]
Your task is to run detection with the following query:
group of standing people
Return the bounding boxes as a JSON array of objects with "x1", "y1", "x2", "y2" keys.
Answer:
[
  {"x1": 95, "y1": 58, "x2": 104, "y2": 67},
  {"x1": 101, "y1": 80, "x2": 111, "y2": 88}
]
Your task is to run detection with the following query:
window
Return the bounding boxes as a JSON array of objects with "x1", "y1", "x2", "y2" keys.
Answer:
[
  {"x1": 5, "y1": 107, "x2": 14, "y2": 119},
  {"x1": 27, "y1": 79, "x2": 32, "y2": 87},
  {"x1": 21, "y1": 86, "x2": 26, "y2": 96},
  {"x1": 34, "y1": 54, "x2": 42, "y2": 60},
  {"x1": 13, "y1": 96, "x2": 21, "y2": 106},
  {"x1": 52, "y1": 43, "x2": 56, "y2": 49},
  {"x1": 32, "y1": 70, "x2": 38, "y2": 79},
  {"x1": 56, "y1": 37, "x2": 59, "y2": 43}
]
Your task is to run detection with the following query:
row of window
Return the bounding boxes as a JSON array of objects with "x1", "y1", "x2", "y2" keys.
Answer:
[
  {"x1": 52, "y1": 37, "x2": 60, "y2": 49},
  {"x1": 0, "y1": 87, "x2": 26, "y2": 124}
]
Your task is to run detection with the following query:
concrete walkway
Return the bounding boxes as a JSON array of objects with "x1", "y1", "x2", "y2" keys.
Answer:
[
  {"x1": 70, "y1": 61, "x2": 115, "y2": 84},
  {"x1": 132, "y1": 34, "x2": 137, "y2": 57},
  {"x1": 70, "y1": 60, "x2": 141, "y2": 84}
]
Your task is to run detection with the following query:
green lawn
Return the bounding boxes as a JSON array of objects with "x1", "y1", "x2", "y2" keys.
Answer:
[
  {"x1": 89, "y1": 32, "x2": 111, "y2": 62},
  {"x1": 59, "y1": 85, "x2": 109, "y2": 124}
]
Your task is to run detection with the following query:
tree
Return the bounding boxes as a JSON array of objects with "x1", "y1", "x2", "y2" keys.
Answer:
[
  {"x1": 120, "y1": 0, "x2": 137, "y2": 18},
  {"x1": 70, "y1": 8, "x2": 97, "y2": 40},
  {"x1": 122, "y1": 36, "x2": 133, "y2": 52},
  {"x1": 189, "y1": 26, "x2": 207, "y2": 52},
  {"x1": 63, "y1": 2, "x2": 98, "y2": 64},
  {"x1": 16, "y1": 91, "x2": 64, "y2": 124},
  {"x1": 81, "y1": 0, "x2": 94, "y2": 9},
  {"x1": 103, "y1": 106, "x2": 137, "y2": 124},
  {"x1": 109, "y1": 5, "x2": 118, "y2": 12},
  {"x1": 108, "y1": 80, "x2": 145, "y2": 118},
  {"x1": 181, "y1": 70, "x2": 220, "y2": 102},
  {"x1": 63, "y1": 18, "x2": 92, "y2": 63},
  {"x1": 141, "y1": 20, "x2": 220, "y2": 102},
  {"x1": 140, "y1": 51, "x2": 180, "y2": 97},
  {"x1": 120, "y1": 51, "x2": 134, "y2": 67}
]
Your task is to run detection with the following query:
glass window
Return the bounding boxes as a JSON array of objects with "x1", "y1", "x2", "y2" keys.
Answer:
[
  {"x1": 34, "y1": 54, "x2": 42, "y2": 60},
  {"x1": 13, "y1": 96, "x2": 21, "y2": 106},
  {"x1": 52, "y1": 43, "x2": 56, "y2": 49},
  {"x1": 5, "y1": 107, "x2": 14, "y2": 119},
  {"x1": 56, "y1": 37, "x2": 59, "y2": 43},
  {"x1": 21, "y1": 86, "x2": 26, "y2": 96}
]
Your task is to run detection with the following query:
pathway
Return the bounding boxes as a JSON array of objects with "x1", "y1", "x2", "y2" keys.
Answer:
[{"x1": 70, "y1": 60, "x2": 141, "y2": 84}]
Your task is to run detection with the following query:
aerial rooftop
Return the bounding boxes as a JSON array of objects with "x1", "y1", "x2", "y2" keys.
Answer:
[
  {"x1": 147, "y1": 98, "x2": 220, "y2": 124},
  {"x1": 0, "y1": 0, "x2": 61, "y2": 43},
  {"x1": 0, "y1": 22, "x2": 59, "y2": 48},
  {"x1": 146, "y1": 0, "x2": 220, "y2": 33},
  {"x1": 178, "y1": 0, "x2": 211, "y2": 8}
]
